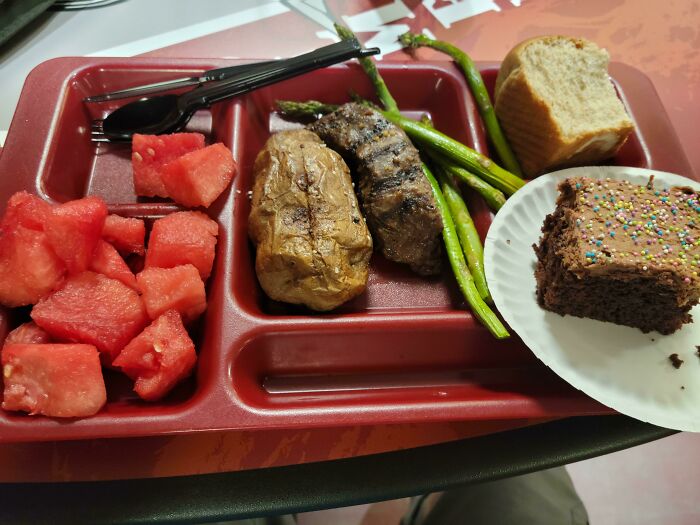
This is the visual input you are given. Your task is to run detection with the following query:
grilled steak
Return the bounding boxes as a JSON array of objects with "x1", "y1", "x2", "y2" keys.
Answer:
[
  {"x1": 309, "y1": 103, "x2": 442, "y2": 275},
  {"x1": 248, "y1": 129, "x2": 373, "y2": 311}
]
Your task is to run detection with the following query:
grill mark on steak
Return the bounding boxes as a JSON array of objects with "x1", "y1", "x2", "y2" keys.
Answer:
[
  {"x1": 361, "y1": 135, "x2": 410, "y2": 166},
  {"x1": 309, "y1": 103, "x2": 443, "y2": 275},
  {"x1": 311, "y1": 109, "x2": 392, "y2": 159},
  {"x1": 367, "y1": 165, "x2": 422, "y2": 197}
]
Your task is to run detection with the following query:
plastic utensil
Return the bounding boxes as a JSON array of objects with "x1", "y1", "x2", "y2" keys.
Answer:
[
  {"x1": 84, "y1": 60, "x2": 278, "y2": 103},
  {"x1": 91, "y1": 40, "x2": 378, "y2": 141}
]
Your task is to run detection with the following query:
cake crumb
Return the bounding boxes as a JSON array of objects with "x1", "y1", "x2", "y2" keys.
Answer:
[{"x1": 669, "y1": 353, "x2": 684, "y2": 369}]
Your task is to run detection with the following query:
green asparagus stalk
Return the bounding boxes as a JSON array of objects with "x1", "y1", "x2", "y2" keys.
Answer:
[
  {"x1": 399, "y1": 32, "x2": 522, "y2": 177},
  {"x1": 276, "y1": 100, "x2": 338, "y2": 118},
  {"x1": 432, "y1": 163, "x2": 491, "y2": 302},
  {"x1": 422, "y1": 164, "x2": 508, "y2": 338},
  {"x1": 335, "y1": 23, "x2": 399, "y2": 113},
  {"x1": 431, "y1": 155, "x2": 506, "y2": 211},
  {"x1": 420, "y1": 113, "x2": 491, "y2": 300},
  {"x1": 418, "y1": 115, "x2": 506, "y2": 211},
  {"x1": 383, "y1": 112, "x2": 524, "y2": 195}
]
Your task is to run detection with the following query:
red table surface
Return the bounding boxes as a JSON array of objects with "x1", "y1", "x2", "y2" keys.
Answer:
[{"x1": 0, "y1": 0, "x2": 697, "y2": 483}]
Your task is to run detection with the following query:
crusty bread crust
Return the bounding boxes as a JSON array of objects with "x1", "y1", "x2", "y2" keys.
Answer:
[{"x1": 494, "y1": 36, "x2": 634, "y2": 177}]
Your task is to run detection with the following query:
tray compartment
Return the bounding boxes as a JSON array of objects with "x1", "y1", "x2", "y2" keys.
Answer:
[
  {"x1": 228, "y1": 325, "x2": 594, "y2": 422},
  {"x1": 231, "y1": 63, "x2": 491, "y2": 318},
  {"x1": 40, "y1": 63, "x2": 238, "y2": 205},
  {"x1": 0, "y1": 206, "x2": 225, "y2": 421},
  {"x1": 231, "y1": 326, "x2": 538, "y2": 407}
]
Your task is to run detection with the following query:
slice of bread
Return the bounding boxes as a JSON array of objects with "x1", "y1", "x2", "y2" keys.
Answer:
[{"x1": 494, "y1": 36, "x2": 634, "y2": 177}]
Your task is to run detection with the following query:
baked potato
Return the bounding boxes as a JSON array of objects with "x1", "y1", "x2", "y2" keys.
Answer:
[{"x1": 248, "y1": 129, "x2": 372, "y2": 311}]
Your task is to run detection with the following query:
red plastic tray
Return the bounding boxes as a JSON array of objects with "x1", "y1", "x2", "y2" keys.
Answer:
[{"x1": 0, "y1": 57, "x2": 693, "y2": 442}]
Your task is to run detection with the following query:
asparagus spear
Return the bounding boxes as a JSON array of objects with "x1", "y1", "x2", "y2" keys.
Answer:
[
  {"x1": 276, "y1": 100, "x2": 338, "y2": 118},
  {"x1": 335, "y1": 23, "x2": 399, "y2": 113},
  {"x1": 432, "y1": 163, "x2": 491, "y2": 302},
  {"x1": 422, "y1": 164, "x2": 508, "y2": 337},
  {"x1": 419, "y1": 114, "x2": 506, "y2": 211},
  {"x1": 420, "y1": 113, "x2": 492, "y2": 300},
  {"x1": 383, "y1": 112, "x2": 524, "y2": 196},
  {"x1": 399, "y1": 32, "x2": 522, "y2": 177},
  {"x1": 431, "y1": 155, "x2": 506, "y2": 211}
]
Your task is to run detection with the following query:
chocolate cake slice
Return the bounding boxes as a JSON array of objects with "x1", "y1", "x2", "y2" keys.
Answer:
[{"x1": 534, "y1": 176, "x2": 700, "y2": 334}]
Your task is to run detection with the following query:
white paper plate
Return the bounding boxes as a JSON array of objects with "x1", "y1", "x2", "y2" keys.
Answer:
[{"x1": 484, "y1": 166, "x2": 700, "y2": 431}]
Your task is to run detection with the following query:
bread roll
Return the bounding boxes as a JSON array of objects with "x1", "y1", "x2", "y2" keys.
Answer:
[{"x1": 494, "y1": 36, "x2": 634, "y2": 177}]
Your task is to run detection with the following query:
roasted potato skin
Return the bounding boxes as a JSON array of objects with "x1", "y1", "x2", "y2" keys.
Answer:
[{"x1": 248, "y1": 129, "x2": 372, "y2": 311}]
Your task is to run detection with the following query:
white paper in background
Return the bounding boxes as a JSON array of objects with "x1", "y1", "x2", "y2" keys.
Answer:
[{"x1": 484, "y1": 166, "x2": 700, "y2": 431}]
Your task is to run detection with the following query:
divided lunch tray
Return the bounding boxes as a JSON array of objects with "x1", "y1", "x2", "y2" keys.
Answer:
[{"x1": 0, "y1": 57, "x2": 693, "y2": 442}]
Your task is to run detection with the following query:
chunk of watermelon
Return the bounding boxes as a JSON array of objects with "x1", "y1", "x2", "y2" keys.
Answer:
[
  {"x1": 1, "y1": 192, "x2": 52, "y2": 232},
  {"x1": 102, "y1": 215, "x2": 146, "y2": 256},
  {"x1": 2, "y1": 343, "x2": 106, "y2": 417},
  {"x1": 45, "y1": 196, "x2": 107, "y2": 274},
  {"x1": 31, "y1": 272, "x2": 148, "y2": 363},
  {"x1": 89, "y1": 240, "x2": 137, "y2": 289},
  {"x1": 136, "y1": 265, "x2": 206, "y2": 323},
  {"x1": 145, "y1": 211, "x2": 218, "y2": 280},
  {"x1": 0, "y1": 193, "x2": 65, "y2": 307},
  {"x1": 0, "y1": 225, "x2": 65, "y2": 307},
  {"x1": 113, "y1": 310, "x2": 196, "y2": 401},
  {"x1": 132, "y1": 133, "x2": 205, "y2": 197},
  {"x1": 161, "y1": 143, "x2": 236, "y2": 208},
  {"x1": 4, "y1": 322, "x2": 52, "y2": 346}
]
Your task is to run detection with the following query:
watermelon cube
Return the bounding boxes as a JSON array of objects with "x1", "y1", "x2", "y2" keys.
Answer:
[
  {"x1": 2, "y1": 343, "x2": 106, "y2": 417},
  {"x1": 0, "y1": 225, "x2": 65, "y2": 307},
  {"x1": 145, "y1": 211, "x2": 218, "y2": 280},
  {"x1": 90, "y1": 240, "x2": 137, "y2": 289},
  {"x1": 45, "y1": 196, "x2": 107, "y2": 274},
  {"x1": 161, "y1": 143, "x2": 236, "y2": 208},
  {"x1": 31, "y1": 272, "x2": 148, "y2": 363},
  {"x1": 136, "y1": 265, "x2": 206, "y2": 323},
  {"x1": 132, "y1": 133, "x2": 205, "y2": 197},
  {"x1": 113, "y1": 310, "x2": 196, "y2": 401},
  {"x1": 1, "y1": 191, "x2": 52, "y2": 232},
  {"x1": 0, "y1": 193, "x2": 66, "y2": 307},
  {"x1": 102, "y1": 214, "x2": 146, "y2": 256},
  {"x1": 4, "y1": 322, "x2": 52, "y2": 346}
]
